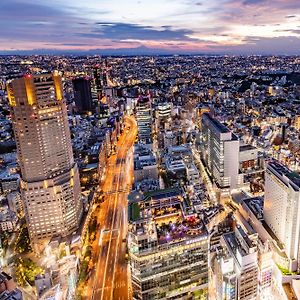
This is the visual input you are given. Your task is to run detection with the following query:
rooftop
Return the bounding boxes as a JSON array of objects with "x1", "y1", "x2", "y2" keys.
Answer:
[
  {"x1": 202, "y1": 113, "x2": 229, "y2": 134},
  {"x1": 239, "y1": 144, "x2": 257, "y2": 152},
  {"x1": 268, "y1": 160, "x2": 300, "y2": 188},
  {"x1": 129, "y1": 188, "x2": 207, "y2": 247}
]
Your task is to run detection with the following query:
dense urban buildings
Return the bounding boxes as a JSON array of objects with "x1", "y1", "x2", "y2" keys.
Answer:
[
  {"x1": 0, "y1": 54, "x2": 300, "y2": 299},
  {"x1": 1, "y1": 0, "x2": 300, "y2": 298}
]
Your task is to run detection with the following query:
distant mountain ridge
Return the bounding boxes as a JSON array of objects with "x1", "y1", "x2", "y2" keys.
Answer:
[{"x1": 0, "y1": 45, "x2": 206, "y2": 56}]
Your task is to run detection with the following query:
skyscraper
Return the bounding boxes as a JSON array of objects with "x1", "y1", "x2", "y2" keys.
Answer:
[
  {"x1": 93, "y1": 65, "x2": 107, "y2": 99},
  {"x1": 264, "y1": 160, "x2": 300, "y2": 272},
  {"x1": 72, "y1": 77, "x2": 93, "y2": 112},
  {"x1": 7, "y1": 73, "x2": 82, "y2": 250},
  {"x1": 200, "y1": 113, "x2": 239, "y2": 190},
  {"x1": 136, "y1": 96, "x2": 152, "y2": 146}
]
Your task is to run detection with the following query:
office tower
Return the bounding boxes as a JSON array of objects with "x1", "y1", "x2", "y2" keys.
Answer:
[
  {"x1": 98, "y1": 103, "x2": 109, "y2": 118},
  {"x1": 200, "y1": 113, "x2": 239, "y2": 190},
  {"x1": 136, "y1": 96, "x2": 152, "y2": 146},
  {"x1": 128, "y1": 188, "x2": 209, "y2": 300},
  {"x1": 93, "y1": 65, "x2": 107, "y2": 99},
  {"x1": 197, "y1": 105, "x2": 210, "y2": 130},
  {"x1": 154, "y1": 102, "x2": 172, "y2": 148},
  {"x1": 72, "y1": 77, "x2": 93, "y2": 112},
  {"x1": 280, "y1": 123, "x2": 288, "y2": 143},
  {"x1": 213, "y1": 226, "x2": 259, "y2": 300},
  {"x1": 133, "y1": 144, "x2": 158, "y2": 182},
  {"x1": 7, "y1": 73, "x2": 82, "y2": 250},
  {"x1": 294, "y1": 115, "x2": 300, "y2": 130},
  {"x1": 93, "y1": 65, "x2": 102, "y2": 96},
  {"x1": 257, "y1": 241, "x2": 272, "y2": 298},
  {"x1": 264, "y1": 160, "x2": 300, "y2": 272},
  {"x1": 157, "y1": 102, "x2": 172, "y2": 120}
]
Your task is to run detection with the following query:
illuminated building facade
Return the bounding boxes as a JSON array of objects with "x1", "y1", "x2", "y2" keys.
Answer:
[
  {"x1": 294, "y1": 115, "x2": 300, "y2": 130},
  {"x1": 93, "y1": 65, "x2": 107, "y2": 99},
  {"x1": 200, "y1": 113, "x2": 239, "y2": 190},
  {"x1": 128, "y1": 189, "x2": 208, "y2": 300},
  {"x1": 136, "y1": 96, "x2": 152, "y2": 146},
  {"x1": 257, "y1": 241, "x2": 272, "y2": 297},
  {"x1": 157, "y1": 102, "x2": 172, "y2": 120},
  {"x1": 8, "y1": 73, "x2": 82, "y2": 250},
  {"x1": 264, "y1": 160, "x2": 300, "y2": 272},
  {"x1": 213, "y1": 226, "x2": 259, "y2": 300}
]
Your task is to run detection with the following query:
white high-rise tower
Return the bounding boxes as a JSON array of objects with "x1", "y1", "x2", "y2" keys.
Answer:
[{"x1": 264, "y1": 160, "x2": 300, "y2": 272}]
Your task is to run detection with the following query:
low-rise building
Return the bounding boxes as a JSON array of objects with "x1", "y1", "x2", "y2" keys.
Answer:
[
  {"x1": 0, "y1": 208, "x2": 17, "y2": 232},
  {"x1": 0, "y1": 174, "x2": 20, "y2": 193},
  {"x1": 186, "y1": 163, "x2": 201, "y2": 189},
  {"x1": 0, "y1": 272, "x2": 22, "y2": 300},
  {"x1": 35, "y1": 273, "x2": 52, "y2": 298},
  {"x1": 134, "y1": 144, "x2": 158, "y2": 182}
]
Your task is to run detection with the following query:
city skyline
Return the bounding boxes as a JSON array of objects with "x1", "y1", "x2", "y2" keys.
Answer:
[
  {"x1": 1, "y1": 0, "x2": 300, "y2": 55},
  {"x1": 0, "y1": 52, "x2": 300, "y2": 299}
]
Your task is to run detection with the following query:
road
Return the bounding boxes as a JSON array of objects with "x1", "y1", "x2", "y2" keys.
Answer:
[
  {"x1": 91, "y1": 115, "x2": 136, "y2": 300},
  {"x1": 192, "y1": 146, "x2": 217, "y2": 205}
]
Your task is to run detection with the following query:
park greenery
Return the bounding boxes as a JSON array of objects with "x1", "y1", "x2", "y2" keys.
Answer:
[
  {"x1": 15, "y1": 258, "x2": 44, "y2": 286},
  {"x1": 14, "y1": 223, "x2": 32, "y2": 254},
  {"x1": 78, "y1": 214, "x2": 98, "y2": 285}
]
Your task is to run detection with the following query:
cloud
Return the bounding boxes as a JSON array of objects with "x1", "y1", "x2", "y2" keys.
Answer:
[
  {"x1": 242, "y1": 0, "x2": 265, "y2": 5},
  {"x1": 274, "y1": 29, "x2": 300, "y2": 35},
  {"x1": 79, "y1": 23, "x2": 197, "y2": 42},
  {"x1": 214, "y1": 0, "x2": 300, "y2": 26},
  {"x1": 0, "y1": 1, "x2": 67, "y2": 21},
  {"x1": 209, "y1": 36, "x2": 300, "y2": 54},
  {"x1": 0, "y1": 0, "x2": 300, "y2": 54}
]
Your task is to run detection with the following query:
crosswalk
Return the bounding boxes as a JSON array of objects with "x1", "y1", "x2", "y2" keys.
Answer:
[{"x1": 103, "y1": 188, "x2": 130, "y2": 195}]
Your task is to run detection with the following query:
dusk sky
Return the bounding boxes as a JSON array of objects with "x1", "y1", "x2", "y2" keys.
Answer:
[{"x1": 1, "y1": 0, "x2": 300, "y2": 54}]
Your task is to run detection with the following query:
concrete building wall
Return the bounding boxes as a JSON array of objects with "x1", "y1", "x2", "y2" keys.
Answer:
[{"x1": 8, "y1": 73, "x2": 82, "y2": 249}]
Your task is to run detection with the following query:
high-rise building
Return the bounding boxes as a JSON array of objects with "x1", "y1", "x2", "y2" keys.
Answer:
[
  {"x1": 72, "y1": 77, "x2": 93, "y2": 112},
  {"x1": 128, "y1": 188, "x2": 208, "y2": 300},
  {"x1": 212, "y1": 226, "x2": 259, "y2": 300},
  {"x1": 157, "y1": 102, "x2": 172, "y2": 120},
  {"x1": 136, "y1": 96, "x2": 152, "y2": 146},
  {"x1": 93, "y1": 65, "x2": 107, "y2": 99},
  {"x1": 257, "y1": 240, "x2": 273, "y2": 298},
  {"x1": 7, "y1": 73, "x2": 82, "y2": 250},
  {"x1": 200, "y1": 113, "x2": 239, "y2": 190},
  {"x1": 264, "y1": 160, "x2": 300, "y2": 272}
]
